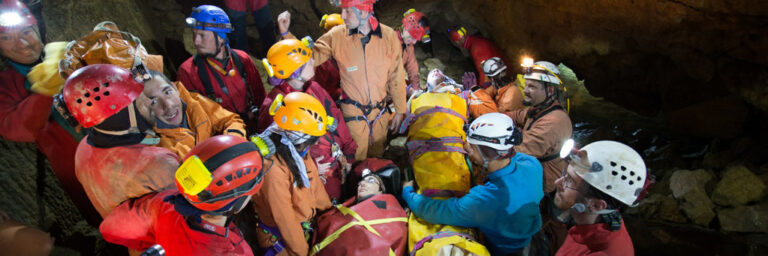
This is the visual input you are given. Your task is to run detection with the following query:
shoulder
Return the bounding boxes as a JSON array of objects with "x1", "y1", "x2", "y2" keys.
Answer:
[
  {"x1": 232, "y1": 49, "x2": 256, "y2": 64},
  {"x1": 179, "y1": 57, "x2": 196, "y2": 70},
  {"x1": 513, "y1": 152, "x2": 543, "y2": 170}
]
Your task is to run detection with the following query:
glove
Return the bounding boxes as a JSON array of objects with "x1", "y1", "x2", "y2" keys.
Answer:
[
  {"x1": 462, "y1": 72, "x2": 477, "y2": 91},
  {"x1": 28, "y1": 42, "x2": 68, "y2": 96}
]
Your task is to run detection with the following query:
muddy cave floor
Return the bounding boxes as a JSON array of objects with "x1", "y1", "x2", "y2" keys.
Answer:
[{"x1": 4, "y1": 29, "x2": 768, "y2": 256}]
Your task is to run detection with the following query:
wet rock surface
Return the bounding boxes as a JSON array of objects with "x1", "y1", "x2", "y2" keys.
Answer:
[
  {"x1": 711, "y1": 165, "x2": 766, "y2": 207},
  {"x1": 669, "y1": 169, "x2": 716, "y2": 226}
]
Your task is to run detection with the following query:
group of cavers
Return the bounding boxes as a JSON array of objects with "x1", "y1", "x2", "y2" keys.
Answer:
[{"x1": 0, "y1": 0, "x2": 653, "y2": 255}]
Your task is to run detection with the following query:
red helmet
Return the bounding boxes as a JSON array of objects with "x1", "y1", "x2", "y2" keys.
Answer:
[
  {"x1": 62, "y1": 64, "x2": 143, "y2": 128},
  {"x1": 402, "y1": 9, "x2": 430, "y2": 42},
  {"x1": 448, "y1": 26, "x2": 467, "y2": 43},
  {"x1": 175, "y1": 135, "x2": 265, "y2": 212},
  {"x1": 335, "y1": 0, "x2": 376, "y2": 12},
  {"x1": 0, "y1": 0, "x2": 37, "y2": 32}
]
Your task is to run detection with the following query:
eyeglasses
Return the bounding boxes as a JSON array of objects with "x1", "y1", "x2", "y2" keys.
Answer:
[
  {"x1": 359, "y1": 176, "x2": 381, "y2": 186},
  {"x1": 559, "y1": 168, "x2": 581, "y2": 191}
]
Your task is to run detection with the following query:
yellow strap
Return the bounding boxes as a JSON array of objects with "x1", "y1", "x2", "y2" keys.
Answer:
[
  {"x1": 390, "y1": 248, "x2": 396, "y2": 256},
  {"x1": 336, "y1": 205, "x2": 380, "y2": 236},
  {"x1": 310, "y1": 215, "x2": 407, "y2": 255}
]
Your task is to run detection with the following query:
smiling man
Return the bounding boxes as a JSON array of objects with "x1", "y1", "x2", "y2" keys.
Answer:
[{"x1": 138, "y1": 70, "x2": 246, "y2": 158}]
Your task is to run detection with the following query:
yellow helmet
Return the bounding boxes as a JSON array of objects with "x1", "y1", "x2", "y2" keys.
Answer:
[
  {"x1": 269, "y1": 92, "x2": 335, "y2": 136},
  {"x1": 261, "y1": 39, "x2": 312, "y2": 79},
  {"x1": 319, "y1": 13, "x2": 344, "y2": 32}
]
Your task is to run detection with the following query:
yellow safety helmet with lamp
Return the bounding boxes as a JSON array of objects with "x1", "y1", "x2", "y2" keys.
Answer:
[
  {"x1": 261, "y1": 37, "x2": 314, "y2": 79},
  {"x1": 268, "y1": 92, "x2": 336, "y2": 137}
]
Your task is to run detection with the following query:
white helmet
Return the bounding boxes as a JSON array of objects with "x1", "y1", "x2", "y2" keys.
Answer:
[
  {"x1": 467, "y1": 113, "x2": 521, "y2": 151},
  {"x1": 523, "y1": 60, "x2": 562, "y2": 85},
  {"x1": 573, "y1": 140, "x2": 647, "y2": 206},
  {"x1": 481, "y1": 57, "x2": 507, "y2": 77}
]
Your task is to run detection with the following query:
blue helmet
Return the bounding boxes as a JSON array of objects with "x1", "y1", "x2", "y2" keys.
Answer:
[{"x1": 186, "y1": 5, "x2": 232, "y2": 41}]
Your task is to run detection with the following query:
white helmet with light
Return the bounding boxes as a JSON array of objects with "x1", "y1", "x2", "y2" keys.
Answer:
[
  {"x1": 467, "y1": 113, "x2": 521, "y2": 151},
  {"x1": 562, "y1": 140, "x2": 647, "y2": 206},
  {"x1": 523, "y1": 60, "x2": 562, "y2": 85},
  {"x1": 481, "y1": 57, "x2": 507, "y2": 77}
]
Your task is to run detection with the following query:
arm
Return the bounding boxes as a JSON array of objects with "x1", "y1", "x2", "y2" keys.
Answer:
[
  {"x1": 513, "y1": 115, "x2": 560, "y2": 158},
  {"x1": 0, "y1": 92, "x2": 52, "y2": 142},
  {"x1": 0, "y1": 72, "x2": 53, "y2": 142},
  {"x1": 263, "y1": 165, "x2": 311, "y2": 256},
  {"x1": 401, "y1": 186, "x2": 489, "y2": 228},
  {"x1": 505, "y1": 108, "x2": 527, "y2": 128},
  {"x1": 308, "y1": 157, "x2": 332, "y2": 211},
  {"x1": 277, "y1": 11, "x2": 332, "y2": 67},
  {"x1": 100, "y1": 192, "x2": 162, "y2": 251},
  {"x1": 387, "y1": 35, "x2": 407, "y2": 114},
  {"x1": 402, "y1": 44, "x2": 420, "y2": 90},
  {"x1": 467, "y1": 89, "x2": 498, "y2": 119}
]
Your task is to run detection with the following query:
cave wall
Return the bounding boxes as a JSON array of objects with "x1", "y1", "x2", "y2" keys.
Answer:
[{"x1": 39, "y1": 0, "x2": 768, "y2": 138}]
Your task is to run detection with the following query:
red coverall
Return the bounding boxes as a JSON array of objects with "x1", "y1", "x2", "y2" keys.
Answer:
[
  {"x1": 556, "y1": 221, "x2": 635, "y2": 256},
  {"x1": 257, "y1": 81, "x2": 357, "y2": 201},
  {"x1": 461, "y1": 35, "x2": 510, "y2": 86},
  {"x1": 313, "y1": 58, "x2": 342, "y2": 99},
  {"x1": 0, "y1": 67, "x2": 100, "y2": 224},
  {"x1": 100, "y1": 190, "x2": 254, "y2": 256},
  {"x1": 177, "y1": 49, "x2": 266, "y2": 133},
  {"x1": 74, "y1": 137, "x2": 179, "y2": 217}
]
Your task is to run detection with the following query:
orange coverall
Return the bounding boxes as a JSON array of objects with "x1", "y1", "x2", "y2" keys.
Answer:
[
  {"x1": 286, "y1": 23, "x2": 406, "y2": 160},
  {"x1": 153, "y1": 82, "x2": 247, "y2": 158},
  {"x1": 251, "y1": 153, "x2": 332, "y2": 256}
]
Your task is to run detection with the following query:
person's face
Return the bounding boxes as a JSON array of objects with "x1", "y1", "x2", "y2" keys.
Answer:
[
  {"x1": 464, "y1": 140, "x2": 484, "y2": 166},
  {"x1": 554, "y1": 164, "x2": 587, "y2": 210},
  {"x1": 341, "y1": 7, "x2": 363, "y2": 29},
  {"x1": 401, "y1": 30, "x2": 417, "y2": 45},
  {"x1": 140, "y1": 76, "x2": 183, "y2": 126},
  {"x1": 0, "y1": 26, "x2": 42, "y2": 64},
  {"x1": 523, "y1": 79, "x2": 550, "y2": 106},
  {"x1": 234, "y1": 195, "x2": 252, "y2": 214},
  {"x1": 192, "y1": 29, "x2": 221, "y2": 56},
  {"x1": 357, "y1": 175, "x2": 383, "y2": 199}
]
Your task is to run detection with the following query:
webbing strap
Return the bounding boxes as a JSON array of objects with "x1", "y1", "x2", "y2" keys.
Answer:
[
  {"x1": 398, "y1": 106, "x2": 467, "y2": 134},
  {"x1": 406, "y1": 137, "x2": 466, "y2": 163},
  {"x1": 410, "y1": 231, "x2": 474, "y2": 256},
  {"x1": 310, "y1": 205, "x2": 407, "y2": 255}
]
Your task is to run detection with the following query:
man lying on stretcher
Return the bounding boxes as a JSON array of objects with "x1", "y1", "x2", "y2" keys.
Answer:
[{"x1": 310, "y1": 158, "x2": 408, "y2": 256}]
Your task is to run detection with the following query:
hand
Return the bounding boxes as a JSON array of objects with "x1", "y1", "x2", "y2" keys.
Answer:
[
  {"x1": 315, "y1": 156, "x2": 331, "y2": 176},
  {"x1": 403, "y1": 180, "x2": 415, "y2": 189},
  {"x1": 277, "y1": 11, "x2": 291, "y2": 35},
  {"x1": 389, "y1": 113, "x2": 406, "y2": 132},
  {"x1": 462, "y1": 72, "x2": 477, "y2": 90}
]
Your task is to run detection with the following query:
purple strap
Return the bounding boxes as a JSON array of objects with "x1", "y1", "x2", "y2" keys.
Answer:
[
  {"x1": 407, "y1": 137, "x2": 466, "y2": 163},
  {"x1": 398, "y1": 106, "x2": 467, "y2": 134},
  {"x1": 258, "y1": 221, "x2": 285, "y2": 256},
  {"x1": 409, "y1": 231, "x2": 475, "y2": 256}
]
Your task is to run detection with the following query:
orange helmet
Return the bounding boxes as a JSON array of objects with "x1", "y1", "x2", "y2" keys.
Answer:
[
  {"x1": 262, "y1": 38, "x2": 312, "y2": 79},
  {"x1": 268, "y1": 92, "x2": 334, "y2": 137},
  {"x1": 176, "y1": 135, "x2": 265, "y2": 212},
  {"x1": 319, "y1": 13, "x2": 343, "y2": 32}
]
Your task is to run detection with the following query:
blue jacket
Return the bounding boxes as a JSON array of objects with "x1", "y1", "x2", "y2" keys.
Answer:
[{"x1": 402, "y1": 152, "x2": 544, "y2": 255}]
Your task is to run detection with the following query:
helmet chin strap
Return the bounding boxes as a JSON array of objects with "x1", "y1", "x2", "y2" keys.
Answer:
[
  {"x1": 474, "y1": 144, "x2": 499, "y2": 175},
  {"x1": 92, "y1": 102, "x2": 143, "y2": 136}
]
